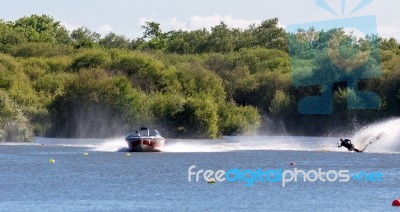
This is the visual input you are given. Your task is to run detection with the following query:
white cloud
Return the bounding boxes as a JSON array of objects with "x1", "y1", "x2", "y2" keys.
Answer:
[
  {"x1": 378, "y1": 25, "x2": 399, "y2": 40},
  {"x1": 61, "y1": 22, "x2": 81, "y2": 32},
  {"x1": 97, "y1": 24, "x2": 113, "y2": 35},
  {"x1": 62, "y1": 22, "x2": 114, "y2": 36},
  {"x1": 139, "y1": 15, "x2": 268, "y2": 32},
  {"x1": 184, "y1": 15, "x2": 261, "y2": 30},
  {"x1": 139, "y1": 17, "x2": 149, "y2": 26}
]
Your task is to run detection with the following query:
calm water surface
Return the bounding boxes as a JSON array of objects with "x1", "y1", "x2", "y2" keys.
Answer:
[{"x1": 0, "y1": 136, "x2": 399, "y2": 211}]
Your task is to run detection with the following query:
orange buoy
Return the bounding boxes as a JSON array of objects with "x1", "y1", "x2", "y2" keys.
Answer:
[{"x1": 392, "y1": 199, "x2": 400, "y2": 206}]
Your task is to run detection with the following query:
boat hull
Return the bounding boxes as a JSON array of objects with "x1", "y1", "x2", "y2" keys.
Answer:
[{"x1": 126, "y1": 137, "x2": 165, "y2": 152}]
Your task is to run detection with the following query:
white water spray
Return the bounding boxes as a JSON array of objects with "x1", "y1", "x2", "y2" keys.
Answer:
[
  {"x1": 33, "y1": 119, "x2": 400, "y2": 154},
  {"x1": 92, "y1": 137, "x2": 128, "y2": 152},
  {"x1": 352, "y1": 118, "x2": 400, "y2": 153}
]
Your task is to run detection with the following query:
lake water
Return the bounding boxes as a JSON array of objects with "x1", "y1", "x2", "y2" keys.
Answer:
[{"x1": 1, "y1": 131, "x2": 400, "y2": 211}]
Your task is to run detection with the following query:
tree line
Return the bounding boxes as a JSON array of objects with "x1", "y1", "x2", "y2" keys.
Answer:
[{"x1": 0, "y1": 14, "x2": 400, "y2": 141}]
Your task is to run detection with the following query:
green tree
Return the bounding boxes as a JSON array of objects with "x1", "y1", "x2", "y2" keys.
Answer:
[
  {"x1": 13, "y1": 14, "x2": 70, "y2": 44},
  {"x1": 218, "y1": 102, "x2": 260, "y2": 135},
  {"x1": 233, "y1": 24, "x2": 257, "y2": 50},
  {"x1": 11, "y1": 43, "x2": 74, "y2": 57},
  {"x1": 269, "y1": 90, "x2": 293, "y2": 116},
  {"x1": 206, "y1": 22, "x2": 235, "y2": 53},
  {"x1": 380, "y1": 37, "x2": 399, "y2": 52},
  {"x1": 254, "y1": 18, "x2": 287, "y2": 51},
  {"x1": 99, "y1": 33, "x2": 130, "y2": 49},
  {"x1": 174, "y1": 97, "x2": 219, "y2": 138},
  {"x1": 0, "y1": 20, "x2": 26, "y2": 52},
  {"x1": 166, "y1": 29, "x2": 209, "y2": 54},
  {"x1": 0, "y1": 90, "x2": 33, "y2": 141},
  {"x1": 48, "y1": 69, "x2": 146, "y2": 138},
  {"x1": 70, "y1": 27, "x2": 100, "y2": 48},
  {"x1": 141, "y1": 21, "x2": 168, "y2": 50},
  {"x1": 71, "y1": 49, "x2": 111, "y2": 71},
  {"x1": 111, "y1": 52, "x2": 176, "y2": 93}
]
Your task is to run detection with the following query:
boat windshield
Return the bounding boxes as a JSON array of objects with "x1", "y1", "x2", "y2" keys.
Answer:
[
  {"x1": 145, "y1": 129, "x2": 161, "y2": 137},
  {"x1": 126, "y1": 131, "x2": 140, "y2": 137},
  {"x1": 151, "y1": 129, "x2": 162, "y2": 137},
  {"x1": 127, "y1": 129, "x2": 162, "y2": 137}
]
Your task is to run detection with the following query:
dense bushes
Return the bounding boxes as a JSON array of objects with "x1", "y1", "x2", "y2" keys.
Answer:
[
  {"x1": 174, "y1": 97, "x2": 219, "y2": 138},
  {"x1": 218, "y1": 103, "x2": 260, "y2": 135},
  {"x1": 1, "y1": 43, "x2": 264, "y2": 139},
  {"x1": 1, "y1": 14, "x2": 400, "y2": 140},
  {"x1": 71, "y1": 49, "x2": 111, "y2": 71},
  {"x1": 47, "y1": 69, "x2": 146, "y2": 138},
  {"x1": 12, "y1": 43, "x2": 74, "y2": 58},
  {"x1": 0, "y1": 90, "x2": 33, "y2": 141}
]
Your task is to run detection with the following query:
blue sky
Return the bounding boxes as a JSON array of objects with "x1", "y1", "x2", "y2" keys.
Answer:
[{"x1": 0, "y1": 0, "x2": 399, "y2": 40}]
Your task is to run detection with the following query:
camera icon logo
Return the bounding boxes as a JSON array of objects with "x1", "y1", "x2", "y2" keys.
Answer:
[{"x1": 287, "y1": 1, "x2": 381, "y2": 114}]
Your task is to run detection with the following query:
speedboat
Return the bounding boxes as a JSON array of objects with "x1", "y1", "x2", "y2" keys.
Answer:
[{"x1": 125, "y1": 127, "x2": 165, "y2": 152}]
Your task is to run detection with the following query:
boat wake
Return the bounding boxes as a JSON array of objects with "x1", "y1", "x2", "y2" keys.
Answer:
[
  {"x1": 88, "y1": 136, "x2": 337, "y2": 153},
  {"x1": 31, "y1": 119, "x2": 400, "y2": 154},
  {"x1": 92, "y1": 138, "x2": 128, "y2": 152},
  {"x1": 160, "y1": 136, "x2": 337, "y2": 153},
  {"x1": 160, "y1": 139, "x2": 227, "y2": 152}
]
